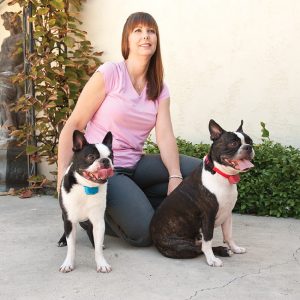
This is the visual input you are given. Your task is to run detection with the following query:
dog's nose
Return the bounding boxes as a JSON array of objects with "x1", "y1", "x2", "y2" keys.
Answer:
[
  {"x1": 243, "y1": 145, "x2": 252, "y2": 153},
  {"x1": 100, "y1": 158, "x2": 110, "y2": 168}
]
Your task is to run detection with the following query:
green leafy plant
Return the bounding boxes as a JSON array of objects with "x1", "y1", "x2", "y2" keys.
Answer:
[
  {"x1": 145, "y1": 137, "x2": 209, "y2": 158},
  {"x1": 260, "y1": 121, "x2": 270, "y2": 139},
  {"x1": 144, "y1": 124, "x2": 300, "y2": 219},
  {"x1": 9, "y1": 0, "x2": 102, "y2": 169},
  {"x1": 235, "y1": 140, "x2": 300, "y2": 218}
]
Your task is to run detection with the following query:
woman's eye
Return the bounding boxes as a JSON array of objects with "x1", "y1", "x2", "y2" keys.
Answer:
[
  {"x1": 148, "y1": 29, "x2": 156, "y2": 34},
  {"x1": 134, "y1": 28, "x2": 142, "y2": 32}
]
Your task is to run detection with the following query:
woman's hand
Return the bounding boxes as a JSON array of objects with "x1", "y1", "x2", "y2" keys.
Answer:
[{"x1": 167, "y1": 177, "x2": 182, "y2": 195}]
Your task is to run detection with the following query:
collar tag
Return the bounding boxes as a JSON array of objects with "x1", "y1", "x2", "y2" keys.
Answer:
[{"x1": 84, "y1": 186, "x2": 99, "y2": 195}]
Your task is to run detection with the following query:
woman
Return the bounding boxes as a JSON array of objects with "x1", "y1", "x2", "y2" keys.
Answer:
[{"x1": 57, "y1": 12, "x2": 200, "y2": 247}]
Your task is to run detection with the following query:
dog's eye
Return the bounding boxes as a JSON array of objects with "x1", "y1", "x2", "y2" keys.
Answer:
[
  {"x1": 229, "y1": 141, "x2": 239, "y2": 147},
  {"x1": 86, "y1": 154, "x2": 96, "y2": 162}
]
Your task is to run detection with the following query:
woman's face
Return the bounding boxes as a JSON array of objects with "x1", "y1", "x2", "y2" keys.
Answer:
[{"x1": 128, "y1": 24, "x2": 157, "y2": 58}]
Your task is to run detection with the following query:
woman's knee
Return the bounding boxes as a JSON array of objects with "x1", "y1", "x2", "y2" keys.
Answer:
[
  {"x1": 106, "y1": 212, "x2": 153, "y2": 247},
  {"x1": 127, "y1": 230, "x2": 153, "y2": 247}
]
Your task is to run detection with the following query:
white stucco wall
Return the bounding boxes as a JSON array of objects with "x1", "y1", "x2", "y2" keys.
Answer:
[
  {"x1": 0, "y1": 0, "x2": 299, "y2": 149},
  {"x1": 81, "y1": 0, "x2": 300, "y2": 148}
]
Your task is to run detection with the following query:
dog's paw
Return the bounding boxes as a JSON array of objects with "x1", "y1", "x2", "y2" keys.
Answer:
[
  {"x1": 96, "y1": 259, "x2": 112, "y2": 273},
  {"x1": 57, "y1": 241, "x2": 67, "y2": 247},
  {"x1": 231, "y1": 246, "x2": 246, "y2": 254},
  {"x1": 206, "y1": 256, "x2": 223, "y2": 267},
  {"x1": 59, "y1": 261, "x2": 74, "y2": 273},
  {"x1": 97, "y1": 264, "x2": 112, "y2": 273}
]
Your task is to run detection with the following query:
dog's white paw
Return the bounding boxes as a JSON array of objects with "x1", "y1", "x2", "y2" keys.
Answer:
[
  {"x1": 207, "y1": 256, "x2": 223, "y2": 267},
  {"x1": 231, "y1": 246, "x2": 246, "y2": 254},
  {"x1": 59, "y1": 260, "x2": 74, "y2": 273},
  {"x1": 96, "y1": 260, "x2": 112, "y2": 273}
]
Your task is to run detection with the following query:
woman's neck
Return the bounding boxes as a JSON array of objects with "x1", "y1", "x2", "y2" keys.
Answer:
[
  {"x1": 125, "y1": 57, "x2": 149, "y2": 81},
  {"x1": 125, "y1": 57, "x2": 150, "y2": 94}
]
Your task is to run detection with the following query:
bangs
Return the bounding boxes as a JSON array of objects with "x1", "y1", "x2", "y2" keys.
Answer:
[{"x1": 126, "y1": 12, "x2": 158, "y2": 32}]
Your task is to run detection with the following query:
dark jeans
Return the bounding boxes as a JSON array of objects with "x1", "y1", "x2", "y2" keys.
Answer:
[{"x1": 105, "y1": 154, "x2": 201, "y2": 247}]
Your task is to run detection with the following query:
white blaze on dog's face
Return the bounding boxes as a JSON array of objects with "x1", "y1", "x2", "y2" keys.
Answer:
[
  {"x1": 84, "y1": 143, "x2": 112, "y2": 173},
  {"x1": 95, "y1": 143, "x2": 112, "y2": 165},
  {"x1": 228, "y1": 131, "x2": 255, "y2": 172},
  {"x1": 234, "y1": 131, "x2": 255, "y2": 160}
]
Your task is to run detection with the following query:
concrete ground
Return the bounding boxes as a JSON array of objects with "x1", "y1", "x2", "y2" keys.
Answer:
[{"x1": 0, "y1": 195, "x2": 299, "y2": 300}]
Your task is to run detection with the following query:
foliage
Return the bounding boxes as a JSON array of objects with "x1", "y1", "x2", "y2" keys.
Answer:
[
  {"x1": 144, "y1": 127, "x2": 300, "y2": 219},
  {"x1": 145, "y1": 137, "x2": 209, "y2": 158},
  {"x1": 235, "y1": 140, "x2": 300, "y2": 218},
  {"x1": 8, "y1": 0, "x2": 102, "y2": 167}
]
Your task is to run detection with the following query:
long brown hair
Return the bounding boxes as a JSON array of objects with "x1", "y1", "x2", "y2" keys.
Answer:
[{"x1": 121, "y1": 12, "x2": 164, "y2": 101}]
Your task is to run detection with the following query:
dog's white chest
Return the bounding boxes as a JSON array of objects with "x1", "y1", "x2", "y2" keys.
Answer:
[
  {"x1": 61, "y1": 184, "x2": 107, "y2": 223},
  {"x1": 202, "y1": 170, "x2": 238, "y2": 227}
]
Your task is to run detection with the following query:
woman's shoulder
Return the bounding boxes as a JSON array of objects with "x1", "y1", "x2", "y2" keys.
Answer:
[
  {"x1": 96, "y1": 61, "x2": 125, "y2": 74},
  {"x1": 162, "y1": 82, "x2": 169, "y2": 92},
  {"x1": 157, "y1": 82, "x2": 170, "y2": 101},
  {"x1": 95, "y1": 61, "x2": 125, "y2": 93}
]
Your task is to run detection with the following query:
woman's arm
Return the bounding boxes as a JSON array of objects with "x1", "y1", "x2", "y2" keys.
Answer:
[
  {"x1": 155, "y1": 97, "x2": 182, "y2": 194},
  {"x1": 57, "y1": 71, "x2": 106, "y2": 191}
]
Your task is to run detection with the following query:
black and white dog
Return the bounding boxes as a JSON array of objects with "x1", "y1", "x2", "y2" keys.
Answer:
[
  {"x1": 58, "y1": 130, "x2": 114, "y2": 273},
  {"x1": 150, "y1": 120, "x2": 254, "y2": 267}
]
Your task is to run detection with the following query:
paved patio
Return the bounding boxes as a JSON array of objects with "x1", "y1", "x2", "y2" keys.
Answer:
[{"x1": 0, "y1": 195, "x2": 299, "y2": 300}]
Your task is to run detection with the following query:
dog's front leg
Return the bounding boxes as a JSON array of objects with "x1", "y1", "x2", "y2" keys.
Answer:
[
  {"x1": 221, "y1": 214, "x2": 246, "y2": 254},
  {"x1": 59, "y1": 221, "x2": 77, "y2": 272},
  {"x1": 92, "y1": 218, "x2": 112, "y2": 273},
  {"x1": 201, "y1": 216, "x2": 223, "y2": 267}
]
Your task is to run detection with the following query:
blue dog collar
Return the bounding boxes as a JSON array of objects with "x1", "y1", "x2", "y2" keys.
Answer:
[{"x1": 84, "y1": 186, "x2": 99, "y2": 195}]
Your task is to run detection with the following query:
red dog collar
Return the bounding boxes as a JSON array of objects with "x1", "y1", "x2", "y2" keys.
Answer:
[{"x1": 205, "y1": 156, "x2": 240, "y2": 184}]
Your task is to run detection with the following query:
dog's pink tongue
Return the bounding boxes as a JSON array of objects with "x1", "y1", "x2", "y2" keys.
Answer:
[
  {"x1": 98, "y1": 168, "x2": 114, "y2": 179},
  {"x1": 236, "y1": 160, "x2": 254, "y2": 171}
]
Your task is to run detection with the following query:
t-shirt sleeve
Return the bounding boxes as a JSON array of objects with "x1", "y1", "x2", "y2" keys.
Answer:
[
  {"x1": 96, "y1": 62, "x2": 117, "y2": 94},
  {"x1": 157, "y1": 83, "x2": 170, "y2": 102}
]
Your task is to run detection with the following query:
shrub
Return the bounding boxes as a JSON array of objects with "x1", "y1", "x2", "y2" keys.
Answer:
[
  {"x1": 144, "y1": 137, "x2": 209, "y2": 158},
  {"x1": 236, "y1": 140, "x2": 300, "y2": 218}
]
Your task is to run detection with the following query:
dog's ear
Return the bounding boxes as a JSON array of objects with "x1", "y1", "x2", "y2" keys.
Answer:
[
  {"x1": 102, "y1": 131, "x2": 113, "y2": 150},
  {"x1": 236, "y1": 120, "x2": 244, "y2": 133},
  {"x1": 209, "y1": 120, "x2": 224, "y2": 141},
  {"x1": 72, "y1": 130, "x2": 87, "y2": 152}
]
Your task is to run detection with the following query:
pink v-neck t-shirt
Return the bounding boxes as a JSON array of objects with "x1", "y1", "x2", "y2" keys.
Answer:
[{"x1": 84, "y1": 61, "x2": 170, "y2": 168}]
